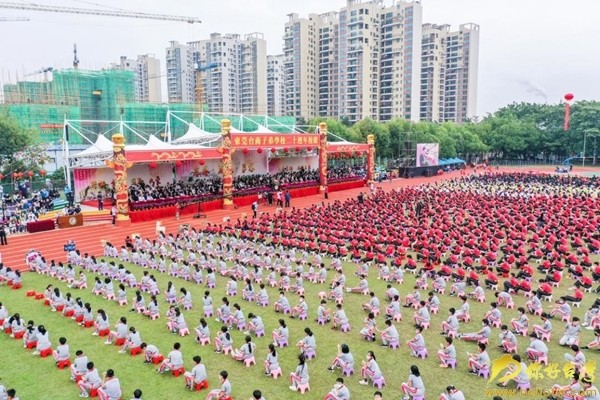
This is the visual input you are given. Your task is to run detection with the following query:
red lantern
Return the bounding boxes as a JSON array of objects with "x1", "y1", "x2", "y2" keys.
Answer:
[
  {"x1": 295, "y1": 146, "x2": 301, "y2": 152},
  {"x1": 175, "y1": 160, "x2": 182, "y2": 167},
  {"x1": 564, "y1": 93, "x2": 574, "y2": 130},
  {"x1": 355, "y1": 151, "x2": 362, "y2": 157},
  {"x1": 149, "y1": 162, "x2": 157, "y2": 169},
  {"x1": 307, "y1": 147, "x2": 312, "y2": 152},
  {"x1": 39, "y1": 169, "x2": 47, "y2": 176},
  {"x1": 199, "y1": 159, "x2": 205, "y2": 166},
  {"x1": 270, "y1": 148, "x2": 276, "y2": 153},
  {"x1": 346, "y1": 151, "x2": 352, "y2": 157},
  {"x1": 0, "y1": 173, "x2": 4, "y2": 180},
  {"x1": 13, "y1": 172, "x2": 18, "y2": 179},
  {"x1": 257, "y1": 148, "x2": 263, "y2": 154},
  {"x1": 284, "y1": 147, "x2": 289, "y2": 153},
  {"x1": 26, "y1": 170, "x2": 33, "y2": 177},
  {"x1": 242, "y1": 148, "x2": 249, "y2": 155},
  {"x1": 18, "y1": 172, "x2": 23, "y2": 179}
]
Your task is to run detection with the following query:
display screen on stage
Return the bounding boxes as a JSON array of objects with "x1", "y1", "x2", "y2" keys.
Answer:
[{"x1": 416, "y1": 143, "x2": 439, "y2": 167}]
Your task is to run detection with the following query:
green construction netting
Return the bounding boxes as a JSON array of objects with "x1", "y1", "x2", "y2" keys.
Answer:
[
  {"x1": 2, "y1": 68, "x2": 298, "y2": 146},
  {"x1": 0, "y1": 103, "x2": 81, "y2": 143}
]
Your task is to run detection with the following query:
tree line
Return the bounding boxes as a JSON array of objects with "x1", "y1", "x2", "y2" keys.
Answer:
[
  {"x1": 307, "y1": 101, "x2": 600, "y2": 164},
  {"x1": 2, "y1": 101, "x2": 600, "y2": 174}
]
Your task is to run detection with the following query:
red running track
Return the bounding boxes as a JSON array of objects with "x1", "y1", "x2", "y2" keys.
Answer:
[{"x1": 3, "y1": 166, "x2": 594, "y2": 272}]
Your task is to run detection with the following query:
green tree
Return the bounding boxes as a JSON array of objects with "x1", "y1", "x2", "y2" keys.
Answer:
[
  {"x1": 583, "y1": 128, "x2": 600, "y2": 165},
  {"x1": 351, "y1": 118, "x2": 391, "y2": 158},
  {"x1": 307, "y1": 117, "x2": 361, "y2": 142},
  {"x1": 570, "y1": 102, "x2": 600, "y2": 162},
  {"x1": 386, "y1": 119, "x2": 413, "y2": 158},
  {"x1": 0, "y1": 112, "x2": 35, "y2": 168}
]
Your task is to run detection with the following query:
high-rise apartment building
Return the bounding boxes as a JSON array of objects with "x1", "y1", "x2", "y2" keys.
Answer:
[
  {"x1": 338, "y1": 1, "x2": 382, "y2": 122},
  {"x1": 316, "y1": 12, "x2": 340, "y2": 118},
  {"x1": 284, "y1": 0, "x2": 477, "y2": 123},
  {"x1": 114, "y1": 54, "x2": 162, "y2": 103},
  {"x1": 267, "y1": 54, "x2": 286, "y2": 116},
  {"x1": 419, "y1": 22, "x2": 479, "y2": 123},
  {"x1": 165, "y1": 41, "x2": 196, "y2": 104},
  {"x1": 443, "y1": 23, "x2": 479, "y2": 123},
  {"x1": 283, "y1": 13, "x2": 319, "y2": 120},
  {"x1": 241, "y1": 33, "x2": 267, "y2": 114},
  {"x1": 420, "y1": 23, "x2": 448, "y2": 122},
  {"x1": 184, "y1": 33, "x2": 267, "y2": 114},
  {"x1": 379, "y1": 1, "x2": 422, "y2": 121},
  {"x1": 283, "y1": 0, "x2": 426, "y2": 123}
]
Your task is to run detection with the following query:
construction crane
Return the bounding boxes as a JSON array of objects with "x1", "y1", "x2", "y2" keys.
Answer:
[
  {"x1": 0, "y1": 16, "x2": 29, "y2": 21},
  {"x1": 0, "y1": 2, "x2": 201, "y2": 23},
  {"x1": 73, "y1": 43, "x2": 79, "y2": 69},
  {"x1": 25, "y1": 66, "x2": 54, "y2": 82},
  {"x1": 195, "y1": 62, "x2": 218, "y2": 111}
]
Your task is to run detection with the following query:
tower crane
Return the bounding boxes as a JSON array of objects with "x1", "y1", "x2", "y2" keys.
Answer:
[
  {"x1": 0, "y1": 16, "x2": 29, "y2": 21},
  {"x1": 195, "y1": 62, "x2": 218, "y2": 111},
  {"x1": 0, "y1": 2, "x2": 201, "y2": 23},
  {"x1": 25, "y1": 66, "x2": 54, "y2": 82}
]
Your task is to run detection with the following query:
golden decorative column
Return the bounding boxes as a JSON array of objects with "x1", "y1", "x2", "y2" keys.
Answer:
[
  {"x1": 105, "y1": 133, "x2": 132, "y2": 225},
  {"x1": 367, "y1": 134, "x2": 375, "y2": 185},
  {"x1": 220, "y1": 119, "x2": 234, "y2": 209},
  {"x1": 318, "y1": 122, "x2": 328, "y2": 194}
]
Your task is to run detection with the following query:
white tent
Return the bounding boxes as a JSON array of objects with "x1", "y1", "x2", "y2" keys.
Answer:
[
  {"x1": 251, "y1": 124, "x2": 276, "y2": 133},
  {"x1": 128, "y1": 135, "x2": 181, "y2": 151},
  {"x1": 71, "y1": 134, "x2": 113, "y2": 157},
  {"x1": 172, "y1": 123, "x2": 220, "y2": 144}
]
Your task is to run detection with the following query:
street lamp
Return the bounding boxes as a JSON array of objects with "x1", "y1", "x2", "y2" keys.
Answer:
[
  {"x1": 583, "y1": 130, "x2": 587, "y2": 168},
  {"x1": 582, "y1": 129, "x2": 600, "y2": 168}
]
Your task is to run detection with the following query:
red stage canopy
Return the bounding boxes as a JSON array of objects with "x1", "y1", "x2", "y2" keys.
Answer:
[
  {"x1": 126, "y1": 148, "x2": 222, "y2": 163},
  {"x1": 327, "y1": 142, "x2": 369, "y2": 152}
]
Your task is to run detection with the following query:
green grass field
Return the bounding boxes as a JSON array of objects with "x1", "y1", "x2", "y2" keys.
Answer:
[{"x1": 0, "y1": 253, "x2": 598, "y2": 400}]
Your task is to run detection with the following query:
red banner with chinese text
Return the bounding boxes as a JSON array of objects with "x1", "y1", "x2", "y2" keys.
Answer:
[
  {"x1": 126, "y1": 149, "x2": 222, "y2": 163},
  {"x1": 230, "y1": 134, "x2": 320, "y2": 148}
]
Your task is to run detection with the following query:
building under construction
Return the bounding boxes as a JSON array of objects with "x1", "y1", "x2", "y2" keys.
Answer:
[{"x1": 1, "y1": 68, "x2": 138, "y2": 142}]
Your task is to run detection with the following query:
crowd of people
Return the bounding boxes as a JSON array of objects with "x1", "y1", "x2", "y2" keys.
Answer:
[
  {"x1": 327, "y1": 163, "x2": 366, "y2": 181},
  {"x1": 234, "y1": 167, "x2": 320, "y2": 192},
  {"x1": 0, "y1": 185, "x2": 59, "y2": 235},
  {"x1": 3, "y1": 171, "x2": 600, "y2": 399},
  {"x1": 129, "y1": 164, "x2": 368, "y2": 209},
  {"x1": 129, "y1": 176, "x2": 223, "y2": 204}
]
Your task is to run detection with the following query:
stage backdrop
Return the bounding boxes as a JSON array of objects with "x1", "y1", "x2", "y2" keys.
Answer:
[
  {"x1": 73, "y1": 167, "x2": 116, "y2": 202},
  {"x1": 268, "y1": 154, "x2": 319, "y2": 175},
  {"x1": 174, "y1": 160, "x2": 222, "y2": 182},
  {"x1": 231, "y1": 151, "x2": 268, "y2": 176},
  {"x1": 416, "y1": 143, "x2": 439, "y2": 167},
  {"x1": 74, "y1": 161, "x2": 223, "y2": 202}
]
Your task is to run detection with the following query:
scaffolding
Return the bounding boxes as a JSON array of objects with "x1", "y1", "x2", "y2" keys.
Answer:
[
  {"x1": 0, "y1": 103, "x2": 81, "y2": 143},
  {"x1": 51, "y1": 69, "x2": 136, "y2": 121}
]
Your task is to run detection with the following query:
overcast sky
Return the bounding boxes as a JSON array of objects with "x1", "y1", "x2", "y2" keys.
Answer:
[{"x1": 0, "y1": 0, "x2": 596, "y2": 115}]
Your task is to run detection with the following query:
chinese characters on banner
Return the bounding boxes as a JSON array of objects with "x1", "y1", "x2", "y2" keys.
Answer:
[{"x1": 231, "y1": 134, "x2": 320, "y2": 148}]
